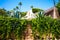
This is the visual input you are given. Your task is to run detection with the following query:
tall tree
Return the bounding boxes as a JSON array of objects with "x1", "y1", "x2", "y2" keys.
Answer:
[
  {"x1": 56, "y1": 0, "x2": 60, "y2": 15},
  {"x1": 18, "y1": 2, "x2": 22, "y2": 10},
  {"x1": 31, "y1": 6, "x2": 33, "y2": 9},
  {"x1": 0, "y1": 8, "x2": 7, "y2": 16},
  {"x1": 32, "y1": 8, "x2": 43, "y2": 13},
  {"x1": 13, "y1": 8, "x2": 16, "y2": 11},
  {"x1": 59, "y1": 0, "x2": 60, "y2": 2},
  {"x1": 16, "y1": 6, "x2": 19, "y2": 11},
  {"x1": 13, "y1": 8, "x2": 16, "y2": 17},
  {"x1": 18, "y1": 2, "x2": 22, "y2": 18},
  {"x1": 53, "y1": 0, "x2": 56, "y2": 6},
  {"x1": 2, "y1": 8, "x2": 6, "y2": 11}
]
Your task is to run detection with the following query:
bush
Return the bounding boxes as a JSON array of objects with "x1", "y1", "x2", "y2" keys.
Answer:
[
  {"x1": 31, "y1": 16, "x2": 60, "y2": 39},
  {"x1": 0, "y1": 16, "x2": 27, "y2": 40},
  {"x1": 0, "y1": 15, "x2": 60, "y2": 40}
]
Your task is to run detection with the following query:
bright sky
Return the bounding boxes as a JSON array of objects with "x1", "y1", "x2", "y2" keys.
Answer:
[{"x1": 0, "y1": 0, "x2": 58, "y2": 12}]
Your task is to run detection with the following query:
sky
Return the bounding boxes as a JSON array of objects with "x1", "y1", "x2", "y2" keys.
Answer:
[{"x1": 0, "y1": 0, "x2": 58, "y2": 12}]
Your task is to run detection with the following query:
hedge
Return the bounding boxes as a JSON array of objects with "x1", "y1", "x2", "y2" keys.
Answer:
[
  {"x1": 0, "y1": 16, "x2": 60, "y2": 40},
  {"x1": 0, "y1": 16, "x2": 27, "y2": 40},
  {"x1": 31, "y1": 16, "x2": 60, "y2": 39}
]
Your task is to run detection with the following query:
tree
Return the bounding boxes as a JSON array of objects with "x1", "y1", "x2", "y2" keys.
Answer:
[
  {"x1": 56, "y1": 0, "x2": 60, "y2": 15},
  {"x1": 0, "y1": 8, "x2": 7, "y2": 16},
  {"x1": 58, "y1": 0, "x2": 60, "y2": 2},
  {"x1": 18, "y1": 2, "x2": 22, "y2": 10},
  {"x1": 20, "y1": 12, "x2": 27, "y2": 17},
  {"x1": 53, "y1": 0, "x2": 56, "y2": 6},
  {"x1": 16, "y1": 6, "x2": 20, "y2": 18},
  {"x1": 13, "y1": 8, "x2": 16, "y2": 11},
  {"x1": 32, "y1": 8, "x2": 43, "y2": 13},
  {"x1": 18, "y1": 2, "x2": 22, "y2": 18},
  {"x1": 31, "y1": 6, "x2": 33, "y2": 9},
  {"x1": 2, "y1": 8, "x2": 6, "y2": 11},
  {"x1": 16, "y1": 6, "x2": 19, "y2": 11}
]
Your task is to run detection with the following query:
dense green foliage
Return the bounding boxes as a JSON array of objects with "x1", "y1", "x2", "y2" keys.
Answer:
[
  {"x1": 56, "y1": 1, "x2": 60, "y2": 14},
  {"x1": 0, "y1": 16, "x2": 27, "y2": 40},
  {"x1": 0, "y1": 1, "x2": 60, "y2": 40},
  {"x1": 32, "y1": 8, "x2": 43, "y2": 13},
  {"x1": 0, "y1": 13, "x2": 60, "y2": 40},
  {"x1": 31, "y1": 15, "x2": 60, "y2": 39},
  {"x1": 0, "y1": 8, "x2": 7, "y2": 16},
  {"x1": 20, "y1": 12, "x2": 27, "y2": 17},
  {"x1": 0, "y1": 14, "x2": 60, "y2": 39}
]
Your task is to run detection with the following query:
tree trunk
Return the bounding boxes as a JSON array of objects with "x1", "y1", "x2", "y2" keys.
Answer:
[
  {"x1": 0, "y1": 36, "x2": 2, "y2": 40},
  {"x1": 24, "y1": 24, "x2": 34, "y2": 40},
  {"x1": 11, "y1": 32, "x2": 15, "y2": 40}
]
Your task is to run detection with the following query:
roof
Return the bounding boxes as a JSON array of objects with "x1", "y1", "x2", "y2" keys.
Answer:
[{"x1": 44, "y1": 7, "x2": 57, "y2": 15}]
